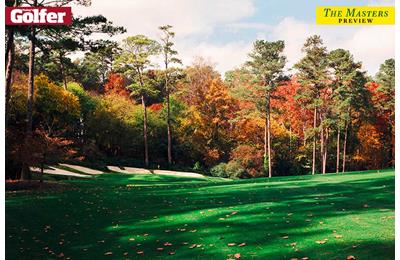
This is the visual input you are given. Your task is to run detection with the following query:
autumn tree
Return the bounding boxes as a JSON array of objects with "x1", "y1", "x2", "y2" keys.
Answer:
[
  {"x1": 177, "y1": 59, "x2": 236, "y2": 166},
  {"x1": 114, "y1": 35, "x2": 160, "y2": 167},
  {"x1": 104, "y1": 73, "x2": 130, "y2": 97},
  {"x1": 353, "y1": 123, "x2": 384, "y2": 169},
  {"x1": 9, "y1": 74, "x2": 81, "y2": 179},
  {"x1": 375, "y1": 58, "x2": 395, "y2": 166},
  {"x1": 15, "y1": 0, "x2": 125, "y2": 179},
  {"x1": 159, "y1": 25, "x2": 182, "y2": 167},
  {"x1": 245, "y1": 40, "x2": 286, "y2": 177},
  {"x1": 294, "y1": 35, "x2": 329, "y2": 175},
  {"x1": 19, "y1": 0, "x2": 89, "y2": 136}
]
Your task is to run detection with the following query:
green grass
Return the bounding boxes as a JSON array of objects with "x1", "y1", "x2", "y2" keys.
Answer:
[{"x1": 6, "y1": 169, "x2": 394, "y2": 259}]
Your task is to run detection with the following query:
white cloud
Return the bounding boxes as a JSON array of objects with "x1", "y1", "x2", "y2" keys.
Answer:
[
  {"x1": 73, "y1": 0, "x2": 255, "y2": 39},
  {"x1": 180, "y1": 17, "x2": 394, "y2": 76},
  {"x1": 226, "y1": 22, "x2": 273, "y2": 32},
  {"x1": 178, "y1": 41, "x2": 252, "y2": 75},
  {"x1": 71, "y1": 1, "x2": 394, "y2": 76},
  {"x1": 72, "y1": 0, "x2": 256, "y2": 76},
  {"x1": 265, "y1": 17, "x2": 395, "y2": 75},
  {"x1": 367, "y1": 0, "x2": 395, "y2": 5}
]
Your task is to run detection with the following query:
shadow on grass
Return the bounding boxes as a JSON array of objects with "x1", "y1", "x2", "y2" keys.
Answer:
[{"x1": 5, "y1": 170, "x2": 394, "y2": 259}]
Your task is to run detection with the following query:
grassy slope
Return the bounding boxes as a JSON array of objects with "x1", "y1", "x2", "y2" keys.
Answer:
[{"x1": 6, "y1": 169, "x2": 394, "y2": 259}]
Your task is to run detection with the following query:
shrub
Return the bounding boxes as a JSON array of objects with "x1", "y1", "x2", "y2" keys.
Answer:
[
  {"x1": 225, "y1": 160, "x2": 245, "y2": 179},
  {"x1": 192, "y1": 161, "x2": 203, "y2": 172},
  {"x1": 230, "y1": 145, "x2": 264, "y2": 177},
  {"x1": 210, "y1": 161, "x2": 245, "y2": 179},
  {"x1": 210, "y1": 163, "x2": 228, "y2": 178}
]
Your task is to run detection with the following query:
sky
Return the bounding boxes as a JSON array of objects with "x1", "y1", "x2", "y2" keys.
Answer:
[{"x1": 73, "y1": 0, "x2": 395, "y2": 76}]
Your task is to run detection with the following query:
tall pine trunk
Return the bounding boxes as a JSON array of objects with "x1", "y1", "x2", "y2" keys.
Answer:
[
  {"x1": 141, "y1": 95, "x2": 149, "y2": 168},
  {"x1": 336, "y1": 127, "x2": 340, "y2": 173},
  {"x1": 312, "y1": 107, "x2": 317, "y2": 175},
  {"x1": 59, "y1": 52, "x2": 68, "y2": 90},
  {"x1": 319, "y1": 113, "x2": 328, "y2": 174},
  {"x1": 322, "y1": 128, "x2": 328, "y2": 174},
  {"x1": 391, "y1": 127, "x2": 395, "y2": 167},
  {"x1": 167, "y1": 92, "x2": 172, "y2": 166},
  {"x1": 26, "y1": 28, "x2": 36, "y2": 133},
  {"x1": 264, "y1": 116, "x2": 267, "y2": 173},
  {"x1": 342, "y1": 122, "x2": 349, "y2": 173},
  {"x1": 21, "y1": 17, "x2": 37, "y2": 181},
  {"x1": 289, "y1": 125, "x2": 292, "y2": 160},
  {"x1": 166, "y1": 71, "x2": 172, "y2": 167},
  {"x1": 5, "y1": 27, "x2": 15, "y2": 128},
  {"x1": 320, "y1": 119, "x2": 324, "y2": 173},
  {"x1": 266, "y1": 94, "x2": 272, "y2": 178}
]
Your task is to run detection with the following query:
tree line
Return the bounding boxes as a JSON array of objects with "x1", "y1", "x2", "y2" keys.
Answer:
[{"x1": 5, "y1": 1, "x2": 395, "y2": 180}]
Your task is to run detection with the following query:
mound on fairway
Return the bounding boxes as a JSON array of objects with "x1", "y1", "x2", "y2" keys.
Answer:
[{"x1": 6, "y1": 169, "x2": 394, "y2": 259}]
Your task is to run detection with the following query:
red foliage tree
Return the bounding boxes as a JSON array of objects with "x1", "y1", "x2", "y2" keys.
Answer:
[{"x1": 104, "y1": 73, "x2": 130, "y2": 97}]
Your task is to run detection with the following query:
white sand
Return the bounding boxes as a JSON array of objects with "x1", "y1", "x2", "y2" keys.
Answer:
[
  {"x1": 30, "y1": 166, "x2": 91, "y2": 178},
  {"x1": 107, "y1": 166, "x2": 204, "y2": 178},
  {"x1": 59, "y1": 164, "x2": 104, "y2": 175},
  {"x1": 107, "y1": 166, "x2": 151, "y2": 174}
]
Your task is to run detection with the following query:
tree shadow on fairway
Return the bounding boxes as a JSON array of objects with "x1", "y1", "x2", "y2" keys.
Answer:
[{"x1": 5, "y1": 171, "x2": 394, "y2": 259}]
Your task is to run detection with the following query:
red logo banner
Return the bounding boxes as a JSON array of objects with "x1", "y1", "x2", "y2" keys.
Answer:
[{"x1": 5, "y1": 7, "x2": 72, "y2": 25}]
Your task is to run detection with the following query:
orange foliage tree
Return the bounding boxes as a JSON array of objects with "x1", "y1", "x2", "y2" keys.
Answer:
[{"x1": 104, "y1": 73, "x2": 130, "y2": 97}]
